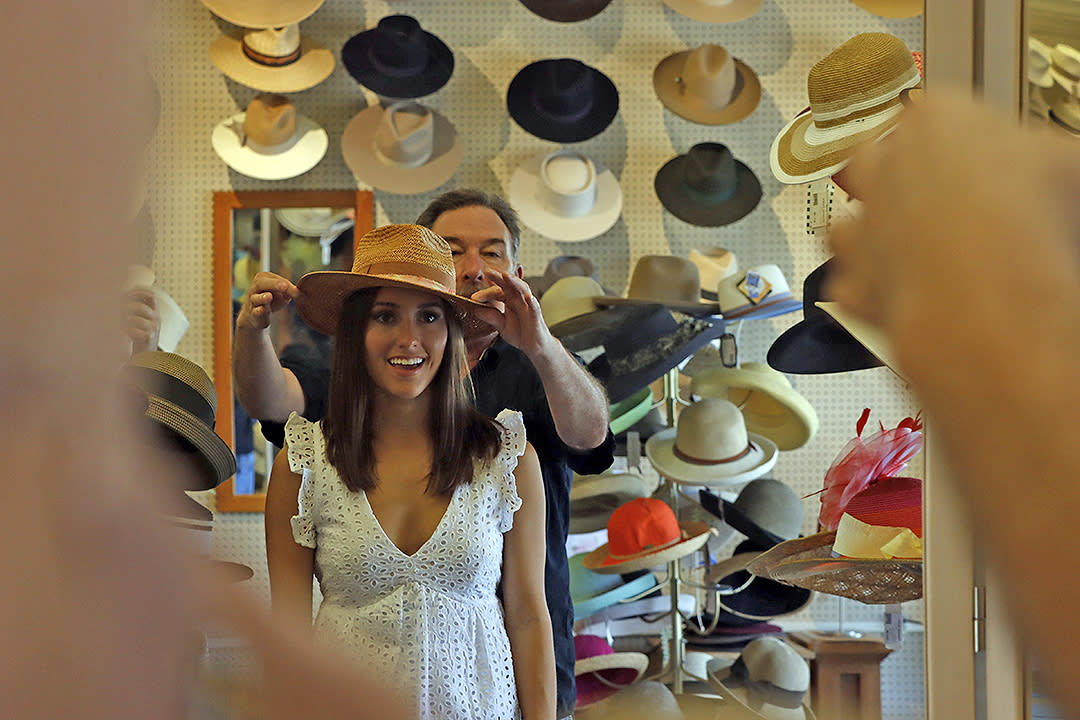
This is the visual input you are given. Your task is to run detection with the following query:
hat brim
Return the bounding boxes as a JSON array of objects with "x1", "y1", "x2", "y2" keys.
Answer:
[
  {"x1": 518, "y1": 0, "x2": 614, "y2": 21},
  {"x1": 609, "y1": 387, "x2": 654, "y2": 436},
  {"x1": 209, "y1": 33, "x2": 335, "y2": 93},
  {"x1": 145, "y1": 396, "x2": 237, "y2": 491},
  {"x1": 550, "y1": 304, "x2": 652, "y2": 352},
  {"x1": 707, "y1": 658, "x2": 817, "y2": 720},
  {"x1": 653, "y1": 52, "x2": 762, "y2": 125},
  {"x1": 654, "y1": 155, "x2": 762, "y2": 227},
  {"x1": 212, "y1": 113, "x2": 328, "y2": 181},
  {"x1": 570, "y1": 470, "x2": 652, "y2": 534},
  {"x1": 341, "y1": 30, "x2": 454, "y2": 99},
  {"x1": 815, "y1": 302, "x2": 904, "y2": 380},
  {"x1": 341, "y1": 105, "x2": 463, "y2": 195},
  {"x1": 509, "y1": 154, "x2": 623, "y2": 242},
  {"x1": 507, "y1": 60, "x2": 619, "y2": 143},
  {"x1": 593, "y1": 295, "x2": 721, "y2": 317},
  {"x1": 199, "y1": 0, "x2": 323, "y2": 27},
  {"x1": 575, "y1": 654, "x2": 649, "y2": 708},
  {"x1": 691, "y1": 366, "x2": 818, "y2": 451},
  {"x1": 661, "y1": 0, "x2": 763, "y2": 22},
  {"x1": 645, "y1": 428, "x2": 778, "y2": 487},
  {"x1": 295, "y1": 271, "x2": 496, "y2": 339},
  {"x1": 767, "y1": 314, "x2": 884, "y2": 375},
  {"x1": 746, "y1": 531, "x2": 923, "y2": 604},
  {"x1": 582, "y1": 520, "x2": 714, "y2": 574},
  {"x1": 849, "y1": 0, "x2": 922, "y2": 17},
  {"x1": 705, "y1": 552, "x2": 813, "y2": 620},
  {"x1": 573, "y1": 572, "x2": 658, "y2": 620}
]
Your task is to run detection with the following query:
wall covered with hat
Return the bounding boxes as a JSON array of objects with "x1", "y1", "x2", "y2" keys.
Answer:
[{"x1": 145, "y1": 0, "x2": 925, "y2": 715}]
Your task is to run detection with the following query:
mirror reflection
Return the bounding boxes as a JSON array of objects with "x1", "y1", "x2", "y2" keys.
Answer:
[{"x1": 1027, "y1": 0, "x2": 1080, "y2": 133}]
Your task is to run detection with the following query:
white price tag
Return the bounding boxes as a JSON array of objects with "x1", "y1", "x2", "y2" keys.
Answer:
[{"x1": 884, "y1": 603, "x2": 903, "y2": 650}]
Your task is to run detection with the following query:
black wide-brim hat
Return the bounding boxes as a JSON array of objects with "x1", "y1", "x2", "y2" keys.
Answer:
[
  {"x1": 507, "y1": 58, "x2": 619, "y2": 143},
  {"x1": 698, "y1": 488, "x2": 786, "y2": 549},
  {"x1": 587, "y1": 304, "x2": 725, "y2": 404},
  {"x1": 518, "y1": 0, "x2": 614, "y2": 21},
  {"x1": 342, "y1": 15, "x2": 454, "y2": 99},
  {"x1": 550, "y1": 303, "x2": 646, "y2": 353},
  {"x1": 767, "y1": 259, "x2": 884, "y2": 374},
  {"x1": 706, "y1": 541, "x2": 813, "y2": 620},
  {"x1": 655, "y1": 143, "x2": 762, "y2": 227}
]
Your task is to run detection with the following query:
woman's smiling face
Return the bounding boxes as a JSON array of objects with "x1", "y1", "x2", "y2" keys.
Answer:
[{"x1": 364, "y1": 286, "x2": 448, "y2": 402}]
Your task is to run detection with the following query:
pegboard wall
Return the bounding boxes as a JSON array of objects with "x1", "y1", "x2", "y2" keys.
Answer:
[{"x1": 148, "y1": 0, "x2": 926, "y2": 715}]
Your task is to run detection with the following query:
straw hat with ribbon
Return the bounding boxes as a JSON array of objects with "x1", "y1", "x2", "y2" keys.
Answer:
[
  {"x1": 119, "y1": 351, "x2": 237, "y2": 492},
  {"x1": 715, "y1": 265, "x2": 802, "y2": 322},
  {"x1": 510, "y1": 149, "x2": 623, "y2": 242},
  {"x1": 209, "y1": 24, "x2": 335, "y2": 94},
  {"x1": 574, "y1": 635, "x2": 649, "y2": 709},
  {"x1": 341, "y1": 100, "x2": 463, "y2": 195},
  {"x1": 507, "y1": 58, "x2": 619, "y2": 143},
  {"x1": 593, "y1": 255, "x2": 721, "y2": 316},
  {"x1": 653, "y1": 44, "x2": 761, "y2": 125},
  {"x1": 655, "y1": 143, "x2": 762, "y2": 227},
  {"x1": 691, "y1": 362, "x2": 819, "y2": 451},
  {"x1": 295, "y1": 224, "x2": 496, "y2": 339},
  {"x1": 645, "y1": 398, "x2": 778, "y2": 487},
  {"x1": 518, "y1": 0, "x2": 614, "y2": 22},
  {"x1": 689, "y1": 247, "x2": 737, "y2": 302},
  {"x1": 199, "y1": 0, "x2": 323, "y2": 28},
  {"x1": 212, "y1": 94, "x2": 329, "y2": 181},
  {"x1": 770, "y1": 33, "x2": 921, "y2": 185},
  {"x1": 569, "y1": 553, "x2": 659, "y2": 621},
  {"x1": 569, "y1": 469, "x2": 652, "y2": 534},
  {"x1": 342, "y1": 15, "x2": 454, "y2": 99},
  {"x1": 583, "y1": 497, "x2": 714, "y2": 574},
  {"x1": 661, "y1": 0, "x2": 763, "y2": 23},
  {"x1": 706, "y1": 637, "x2": 817, "y2": 720}
]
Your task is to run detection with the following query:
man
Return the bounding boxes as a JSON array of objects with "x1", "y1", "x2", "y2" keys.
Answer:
[{"x1": 233, "y1": 188, "x2": 614, "y2": 720}]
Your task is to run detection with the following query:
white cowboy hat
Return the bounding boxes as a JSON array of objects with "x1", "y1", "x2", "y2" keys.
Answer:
[
  {"x1": 509, "y1": 149, "x2": 622, "y2": 242},
  {"x1": 1029, "y1": 37, "x2": 1055, "y2": 88},
  {"x1": 645, "y1": 398, "x2": 777, "y2": 487},
  {"x1": 211, "y1": 94, "x2": 328, "y2": 181},
  {"x1": 341, "y1": 101, "x2": 463, "y2": 195},
  {"x1": 274, "y1": 207, "x2": 352, "y2": 238},
  {"x1": 209, "y1": 24, "x2": 334, "y2": 94},
  {"x1": 691, "y1": 362, "x2": 818, "y2": 451}
]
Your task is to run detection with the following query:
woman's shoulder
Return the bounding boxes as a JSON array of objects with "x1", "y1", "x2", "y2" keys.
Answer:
[
  {"x1": 492, "y1": 409, "x2": 526, "y2": 460},
  {"x1": 284, "y1": 412, "x2": 325, "y2": 472}
]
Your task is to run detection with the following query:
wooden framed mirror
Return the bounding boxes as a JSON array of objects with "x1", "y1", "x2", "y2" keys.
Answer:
[{"x1": 213, "y1": 190, "x2": 374, "y2": 512}]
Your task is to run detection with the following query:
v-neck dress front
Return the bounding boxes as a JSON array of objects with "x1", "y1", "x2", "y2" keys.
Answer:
[{"x1": 285, "y1": 410, "x2": 525, "y2": 720}]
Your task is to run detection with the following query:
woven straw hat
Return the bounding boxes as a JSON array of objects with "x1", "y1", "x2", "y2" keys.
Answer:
[
  {"x1": 848, "y1": 0, "x2": 922, "y2": 18},
  {"x1": 295, "y1": 224, "x2": 495, "y2": 338},
  {"x1": 746, "y1": 531, "x2": 923, "y2": 604},
  {"x1": 583, "y1": 497, "x2": 715, "y2": 574},
  {"x1": 653, "y1": 44, "x2": 761, "y2": 125},
  {"x1": 661, "y1": 0, "x2": 763, "y2": 23},
  {"x1": 770, "y1": 33, "x2": 921, "y2": 185},
  {"x1": 209, "y1": 24, "x2": 334, "y2": 94},
  {"x1": 211, "y1": 94, "x2": 328, "y2": 181},
  {"x1": 199, "y1": 0, "x2": 323, "y2": 28},
  {"x1": 119, "y1": 352, "x2": 236, "y2": 491}
]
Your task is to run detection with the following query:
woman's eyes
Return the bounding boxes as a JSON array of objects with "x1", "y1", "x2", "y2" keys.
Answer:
[
  {"x1": 421, "y1": 310, "x2": 444, "y2": 324},
  {"x1": 372, "y1": 310, "x2": 396, "y2": 324},
  {"x1": 372, "y1": 309, "x2": 443, "y2": 324}
]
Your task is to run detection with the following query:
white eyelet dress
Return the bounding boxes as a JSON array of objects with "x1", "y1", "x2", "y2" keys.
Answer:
[{"x1": 285, "y1": 409, "x2": 525, "y2": 720}]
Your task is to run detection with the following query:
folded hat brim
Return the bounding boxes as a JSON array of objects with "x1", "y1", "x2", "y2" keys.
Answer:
[
  {"x1": 767, "y1": 314, "x2": 884, "y2": 375},
  {"x1": 661, "y1": 0, "x2": 763, "y2": 22},
  {"x1": 199, "y1": 0, "x2": 324, "y2": 27},
  {"x1": 518, "y1": 0, "x2": 614, "y2": 21},
  {"x1": 653, "y1": 52, "x2": 762, "y2": 125},
  {"x1": 209, "y1": 33, "x2": 335, "y2": 93},
  {"x1": 654, "y1": 155, "x2": 762, "y2": 227},
  {"x1": 212, "y1": 113, "x2": 329, "y2": 181},
  {"x1": 507, "y1": 60, "x2": 619, "y2": 143},
  {"x1": 341, "y1": 105, "x2": 463, "y2": 194},
  {"x1": 645, "y1": 428, "x2": 778, "y2": 487},
  {"x1": 509, "y1": 154, "x2": 623, "y2": 242},
  {"x1": 341, "y1": 30, "x2": 454, "y2": 99}
]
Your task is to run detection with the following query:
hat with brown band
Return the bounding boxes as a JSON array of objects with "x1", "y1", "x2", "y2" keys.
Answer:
[{"x1": 209, "y1": 24, "x2": 335, "y2": 93}]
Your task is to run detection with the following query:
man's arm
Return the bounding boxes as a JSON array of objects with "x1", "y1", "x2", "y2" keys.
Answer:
[
  {"x1": 473, "y1": 270, "x2": 610, "y2": 450},
  {"x1": 233, "y1": 271, "x2": 306, "y2": 421}
]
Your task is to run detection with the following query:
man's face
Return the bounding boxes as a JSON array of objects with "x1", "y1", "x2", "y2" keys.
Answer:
[{"x1": 431, "y1": 205, "x2": 522, "y2": 298}]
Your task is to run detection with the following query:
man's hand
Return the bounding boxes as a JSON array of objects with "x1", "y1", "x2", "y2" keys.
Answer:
[
  {"x1": 470, "y1": 270, "x2": 557, "y2": 360},
  {"x1": 236, "y1": 272, "x2": 299, "y2": 332},
  {"x1": 125, "y1": 287, "x2": 161, "y2": 354}
]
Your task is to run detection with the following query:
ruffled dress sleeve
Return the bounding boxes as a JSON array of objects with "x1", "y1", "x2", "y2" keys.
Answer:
[
  {"x1": 284, "y1": 412, "x2": 321, "y2": 548},
  {"x1": 493, "y1": 409, "x2": 526, "y2": 533}
]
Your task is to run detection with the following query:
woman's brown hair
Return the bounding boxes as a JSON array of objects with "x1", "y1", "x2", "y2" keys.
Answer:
[{"x1": 322, "y1": 288, "x2": 502, "y2": 495}]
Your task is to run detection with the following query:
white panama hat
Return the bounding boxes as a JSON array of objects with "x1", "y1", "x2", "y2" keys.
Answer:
[{"x1": 509, "y1": 149, "x2": 622, "y2": 242}]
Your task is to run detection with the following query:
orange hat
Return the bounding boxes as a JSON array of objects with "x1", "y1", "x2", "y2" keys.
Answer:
[{"x1": 582, "y1": 498, "x2": 713, "y2": 574}]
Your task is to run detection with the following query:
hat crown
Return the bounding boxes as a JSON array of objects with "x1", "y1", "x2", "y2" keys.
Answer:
[
  {"x1": 733, "y1": 478, "x2": 803, "y2": 540},
  {"x1": 541, "y1": 275, "x2": 606, "y2": 326},
  {"x1": 607, "y1": 498, "x2": 680, "y2": 557},
  {"x1": 627, "y1": 255, "x2": 702, "y2": 306},
  {"x1": 545, "y1": 255, "x2": 596, "y2": 284},
  {"x1": 534, "y1": 59, "x2": 595, "y2": 119},
  {"x1": 349, "y1": 223, "x2": 456, "y2": 290},
  {"x1": 717, "y1": 263, "x2": 792, "y2": 312},
  {"x1": 680, "y1": 44, "x2": 737, "y2": 110},
  {"x1": 243, "y1": 93, "x2": 297, "y2": 147},
  {"x1": 374, "y1": 101, "x2": 434, "y2": 168},
  {"x1": 675, "y1": 398, "x2": 750, "y2": 462},
  {"x1": 806, "y1": 33, "x2": 919, "y2": 128},
  {"x1": 569, "y1": 553, "x2": 622, "y2": 602},
  {"x1": 683, "y1": 142, "x2": 738, "y2": 197},
  {"x1": 740, "y1": 637, "x2": 811, "y2": 693},
  {"x1": 370, "y1": 15, "x2": 429, "y2": 73},
  {"x1": 243, "y1": 24, "x2": 301, "y2": 58},
  {"x1": 540, "y1": 149, "x2": 597, "y2": 217},
  {"x1": 1052, "y1": 43, "x2": 1080, "y2": 81}
]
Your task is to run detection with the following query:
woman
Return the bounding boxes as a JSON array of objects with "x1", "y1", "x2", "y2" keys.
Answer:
[{"x1": 265, "y1": 224, "x2": 555, "y2": 720}]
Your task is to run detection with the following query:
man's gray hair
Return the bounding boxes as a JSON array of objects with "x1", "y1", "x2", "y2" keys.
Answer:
[{"x1": 415, "y1": 188, "x2": 522, "y2": 263}]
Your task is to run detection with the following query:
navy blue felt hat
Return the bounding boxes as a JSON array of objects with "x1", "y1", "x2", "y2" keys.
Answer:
[
  {"x1": 507, "y1": 58, "x2": 619, "y2": 143},
  {"x1": 342, "y1": 15, "x2": 454, "y2": 99}
]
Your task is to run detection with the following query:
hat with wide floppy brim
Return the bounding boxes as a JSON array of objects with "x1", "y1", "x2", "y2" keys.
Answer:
[
  {"x1": 518, "y1": 0, "x2": 615, "y2": 22},
  {"x1": 716, "y1": 265, "x2": 802, "y2": 322},
  {"x1": 120, "y1": 352, "x2": 237, "y2": 491},
  {"x1": 698, "y1": 478, "x2": 804, "y2": 549},
  {"x1": 655, "y1": 143, "x2": 761, "y2": 227},
  {"x1": 661, "y1": 0, "x2": 763, "y2": 23},
  {"x1": 341, "y1": 100, "x2": 463, "y2": 195},
  {"x1": 646, "y1": 398, "x2": 778, "y2": 487},
  {"x1": 654, "y1": 44, "x2": 761, "y2": 125},
  {"x1": 210, "y1": 25, "x2": 335, "y2": 94},
  {"x1": 704, "y1": 546, "x2": 813, "y2": 620},
  {"x1": 588, "y1": 305, "x2": 727, "y2": 404},
  {"x1": 767, "y1": 260, "x2": 884, "y2": 375},
  {"x1": 570, "y1": 552, "x2": 659, "y2": 620},
  {"x1": 584, "y1": 497, "x2": 716, "y2": 574},
  {"x1": 570, "y1": 469, "x2": 653, "y2": 534},
  {"x1": 574, "y1": 634, "x2": 650, "y2": 708},
  {"x1": 593, "y1": 255, "x2": 722, "y2": 316},
  {"x1": 212, "y1": 96, "x2": 328, "y2": 181},
  {"x1": 746, "y1": 530, "x2": 923, "y2": 604},
  {"x1": 510, "y1": 149, "x2": 623, "y2": 242},
  {"x1": 295, "y1": 224, "x2": 496, "y2": 339},
  {"x1": 707, "y1": 637, "x2": 817, "y2": 720},
  {"x1": 770, "y1": 33, "x2": 921, "y2": 185},
  {"x1": 848, "y1": 0, "x2": 922, "y2": 18},
  {"x1": 507, "y1": 58, "x2": 619, "y2": 143},
  {"x1": 609, "y1": 386, "x2": 654, "y2": 436},
  {"x1": 691, "y1": 362, "x2": 819, "y2": 451},
  {"x1": 199, "y1": 0, "x2": 323, "y2": 28},
  {"x1": 342, "y1": 15, "x2": 454, "y2": 99}
]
